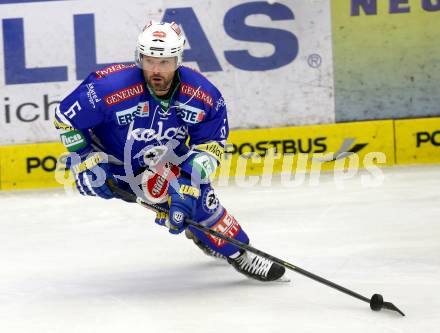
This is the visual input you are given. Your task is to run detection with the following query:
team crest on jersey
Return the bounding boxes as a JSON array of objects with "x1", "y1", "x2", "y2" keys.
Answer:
[
  {"x1": 202, "y1": 188, "x2": 219, "y2": 213},
  {"x1": 158, "y1": 106, "x2": 172, "y2": 119}
]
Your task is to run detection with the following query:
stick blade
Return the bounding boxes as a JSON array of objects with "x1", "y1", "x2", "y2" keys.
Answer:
[
  {"x1": 383, "y1": 302, "x2": 405, "y2": 317},
  {"x1": 370, "y1": 294, "x2": 405, "y2": 316}
]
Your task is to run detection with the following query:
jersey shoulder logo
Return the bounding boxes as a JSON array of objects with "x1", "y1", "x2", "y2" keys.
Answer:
[
  {"x1": 95, "y1": 63, "x2": 136, "y2": 79},
  {"x1": 104, "y1": 83, "x2": 144, "y2": 106},
  {"x1": 180, "y1": 83, "x2": 213, "y2": 107}
]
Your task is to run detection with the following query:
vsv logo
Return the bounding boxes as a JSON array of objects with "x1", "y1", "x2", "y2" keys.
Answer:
[{"x1": 1, "y1": 1, "x2": 298, "y2": 85}]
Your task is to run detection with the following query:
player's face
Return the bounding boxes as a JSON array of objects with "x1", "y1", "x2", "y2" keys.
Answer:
[{"x1": 142, "y1": 56, "x2": 177, "y2": 97}]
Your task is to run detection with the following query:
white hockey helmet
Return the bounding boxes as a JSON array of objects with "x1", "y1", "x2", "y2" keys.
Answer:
[{"x1": 135, "y1": 20, "x2": 186, "y2": 70}]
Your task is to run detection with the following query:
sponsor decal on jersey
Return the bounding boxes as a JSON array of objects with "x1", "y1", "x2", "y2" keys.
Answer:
[
  {"x1": 53, "y1": 119, "x2": 74, "y2": 131},
  {"x1": 191, "y1": 153, "x2": 216, "y2": 180},
  {"x1": 130, "y1": 121, "x2": 187, "y2": 143},
  {"x1": 175, "y1": 102, "x2": 205, "y2": 124},
  {"x1": 202, "y1": 187, "x2": 219, "y2": 213},
  {"x1": 179, "y1": 184, "x2": 200, "y2": 198},
  {"x1": 71, "y1": 153, "x2": 104, "y2": 174},
  {"x1": 116, "y1": 101, "x2": 150, "y2": 126},
  {"x1": 60, "y1": 130, "x2": 87, "y2": 152},
  {"x1": 116, "y1": 105, "x2": 138, "y2": 126},
  {"x1": 215, "y1": 96, "x2": 226, "y2": 112},
  {"x1": 141, "y1": 162, "x2": 180, "y2": 203},
  {"x1": 139, "y1": 101, "x2": 150, "y2": 117},
  {"x1": 115, "y1": 101, "x2": 150, "y2": 126},
  {"x1": 86, "y1": 83, "x2": 101, "y2": 109},
  {"x1": 207, "y1": 211, "x2": 241, "y2": 248},
  {"x1": 180, "y1": 83, "x2": 213, "y2": 107},
  {"x1": 104, "y1": 83, "x2": 144, "y2": 106},
  {"x1": 195, "y1": 141, "x2": 224, "y2": 162},
  {"x1": 95, "y1": 63, "x2": 136, "y2": 79}
]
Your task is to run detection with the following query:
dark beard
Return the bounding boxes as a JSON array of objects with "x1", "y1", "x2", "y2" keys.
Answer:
[{"x1": 148, "y1": 75, "x2": 173, "y2": 96}]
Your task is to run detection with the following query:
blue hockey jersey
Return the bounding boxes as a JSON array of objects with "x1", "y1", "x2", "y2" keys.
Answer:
[
  {"x1": 54, "y1": 64, "x2": 252, "y2": 258},
  {"x1": 55, "y1": 64, "x2": 229, "y2": 178}
]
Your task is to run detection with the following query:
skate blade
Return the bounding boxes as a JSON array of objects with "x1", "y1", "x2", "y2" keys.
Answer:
[
  {"x1": 274, "y1": 276, "x2": 291, "y2": 283},
  {"x1": 271, "y1": 276, "x2": 291, "y2": 283}
]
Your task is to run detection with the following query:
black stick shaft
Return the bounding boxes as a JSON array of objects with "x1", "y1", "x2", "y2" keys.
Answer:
[
  {"x1": 107, "y1": 181, "x2": 406, "y2": 315},
  {"x1": 181, "y1": 215, "x2": 371, "y2": 304},
  {"x1": 109, "y1": 182, "x2": 371, "y2": 305}
]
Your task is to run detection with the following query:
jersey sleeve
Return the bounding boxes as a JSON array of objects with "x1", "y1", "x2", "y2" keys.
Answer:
[
  {"x1": 54, "y1": 73, "x2": 109, "y2": 172},
  {"x1": 180, "y1": 95, "x2": 229, "y2": 182},
  {"x1": 54, "y1": 73, "x2": 105, "y2": 154}
]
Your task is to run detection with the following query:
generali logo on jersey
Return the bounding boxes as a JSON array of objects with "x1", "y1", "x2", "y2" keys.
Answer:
[
  {"x1": 180, "y1": 83, "x2": 213, "y2": 107},
  {"x1": 104, "y1": 83, "x2": 144, "y2": 106},
  {"x1": 95, "y1": 63, "x2": 136, "y2": 79}
]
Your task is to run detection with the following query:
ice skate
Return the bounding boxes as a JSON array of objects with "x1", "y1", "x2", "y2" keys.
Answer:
[
  {"x1": 228, "y1": 250, "x2": 286, "y2": 282},
  {"x1": 185, "y1": 229, "x2": 226, "y2": 260}
]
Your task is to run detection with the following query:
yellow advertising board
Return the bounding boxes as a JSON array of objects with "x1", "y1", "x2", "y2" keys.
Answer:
[
  {"x1": 0, "y1": 142, "x2": 70, "y2": 190},
  {"x1": 395, "y1": 118, "x2": 440, "y2": 164},
  {"x1": 0, "y1": 120, "x2": 397, "y2": 191},
  {"x1": 223, "y1": 120, "x2": 394, "y2": 177}
]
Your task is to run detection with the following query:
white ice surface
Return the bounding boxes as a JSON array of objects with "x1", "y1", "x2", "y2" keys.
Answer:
[{"x1": 0, "y1": 165, "x2": 439, "y2": 333}]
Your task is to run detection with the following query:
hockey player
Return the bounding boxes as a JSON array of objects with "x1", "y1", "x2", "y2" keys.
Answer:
[{"x1": 54, "y1": 20, "x2": 285, "y2": 282}]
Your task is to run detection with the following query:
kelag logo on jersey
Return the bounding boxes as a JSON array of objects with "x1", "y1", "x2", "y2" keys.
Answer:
[
  {"x1": 130, "y1": 121, "x2": 187, "y2": 143},
  {"x1": 1, "y1": 1, "x2": 298, "y2": 85}
]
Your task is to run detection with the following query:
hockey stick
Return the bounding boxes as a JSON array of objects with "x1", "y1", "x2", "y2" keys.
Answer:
[{"x1": 107, "y1": 180, "x2": 404, "y2": 316}]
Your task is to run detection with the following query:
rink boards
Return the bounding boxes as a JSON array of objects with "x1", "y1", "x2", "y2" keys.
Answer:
[{"x1": 0, "y1": 117, "x2": 439, "y2": 190}]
